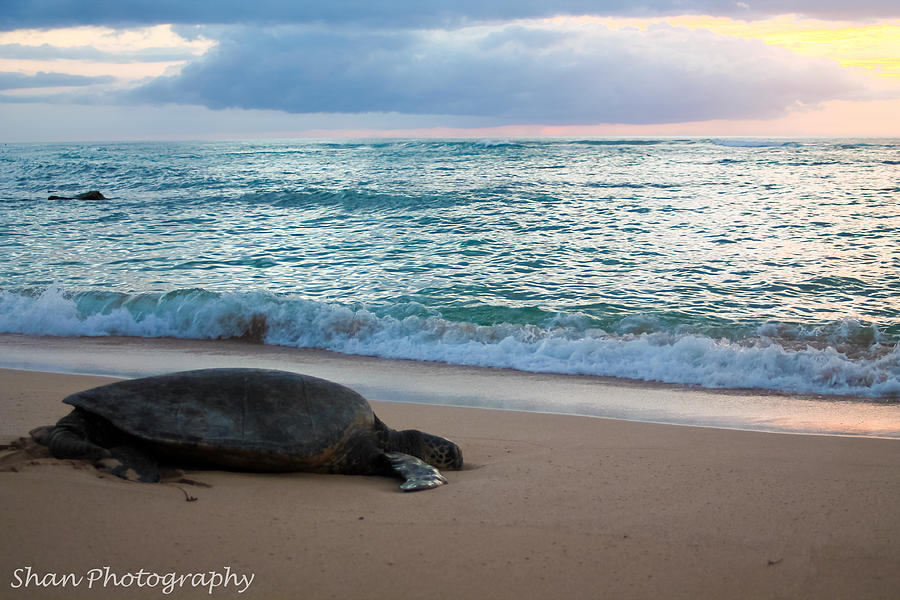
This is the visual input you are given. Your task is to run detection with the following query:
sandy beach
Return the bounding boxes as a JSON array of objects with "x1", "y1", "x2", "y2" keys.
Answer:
[{"x1": 2, "y1": 336, "x2": 900, "y2": 599}]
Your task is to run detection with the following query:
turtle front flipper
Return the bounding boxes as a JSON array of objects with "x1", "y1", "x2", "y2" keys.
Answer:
[{"x1": 384, "y1": 452, "x2": 448, "y2": 492}]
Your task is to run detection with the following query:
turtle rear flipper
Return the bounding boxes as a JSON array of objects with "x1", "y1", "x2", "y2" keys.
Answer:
[
  {"x1": 40, "y1": 418, "x2": 110, "y2": 462},
  {"x1": 98, "y1": 445, "x2": 160, "y2": 483},
  {"x1": 29, "y1": 426, "x2": 53, "y2": 446},
  {"x1": 384, "y1": 451, "x2": 448, "y2": 492}
]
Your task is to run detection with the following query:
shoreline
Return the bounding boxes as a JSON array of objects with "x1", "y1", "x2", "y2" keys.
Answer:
[
  {"x1": 1, "y1": 333, "x2": 899, "y2": 438},
  {"x1": 2, "y1": 366, "x2": 899, "y2": 598}
]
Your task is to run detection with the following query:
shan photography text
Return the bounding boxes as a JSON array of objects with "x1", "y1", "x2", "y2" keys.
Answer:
[{"x1": 10, "y1": 566, "x2": 255, "y2": 595}]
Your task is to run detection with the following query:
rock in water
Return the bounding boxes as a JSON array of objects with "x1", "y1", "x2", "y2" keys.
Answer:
[
  {"x1": 48, "y1": 190, "x2": 106, "y2": 200},
  {"x1": 76, "y1": 190, "x2": 105, "y2": 200}
]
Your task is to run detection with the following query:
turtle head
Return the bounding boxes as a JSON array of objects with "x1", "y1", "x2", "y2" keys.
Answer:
[
  {"x1": 421, "y1": 432, "x2": 463, "y2": 470},
  {"x1": 393, "y1": 429, "x2": 463, "y2": 470}
]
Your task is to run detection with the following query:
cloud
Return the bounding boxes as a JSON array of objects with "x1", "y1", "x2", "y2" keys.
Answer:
[
  {"x1": 130, "y1": 22, "x2": 868, "y2": 125},
  {"x1": 0, "y1": 42, "x2": 200, "y2": 63},
  {"x1": 1, "y1": 5, "x2": 890, "y2": 134},
  {"x1": 2, "y1": 0, "x2": 899, "y2": 31},
  {"x1": 0, "y1": 44, "x2": 202, "y2": 64},
  {"x1": 0, "y1": 71, "x2": 114, "y2": 90}
]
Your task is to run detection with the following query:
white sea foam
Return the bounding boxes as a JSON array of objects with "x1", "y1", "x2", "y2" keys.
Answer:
[{"x1": 2, "y1": 288, "x2": 898, "y2": 399}]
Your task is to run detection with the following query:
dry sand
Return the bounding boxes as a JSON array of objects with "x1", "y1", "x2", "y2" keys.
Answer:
[{"x1": 1, "y1": 338, "x2": 900, "y2": 599}]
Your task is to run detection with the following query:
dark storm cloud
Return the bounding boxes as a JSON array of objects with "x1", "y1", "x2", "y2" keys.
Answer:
[
  {"x1": 1, "y1": 0, "x2": 899, "y2": 30},
  {"x1": 0, "y1": 71, "x2": 114, "y2": 90},
  {"x1": 130, "y1": 23, "x2": 865, "y2": 125}
]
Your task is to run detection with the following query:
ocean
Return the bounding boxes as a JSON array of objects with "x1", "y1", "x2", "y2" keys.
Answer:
[{"x1": 1, "y1": 138, "x2": 899, "y2": 401}]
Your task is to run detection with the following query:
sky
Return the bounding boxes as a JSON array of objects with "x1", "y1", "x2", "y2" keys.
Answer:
[{"x1": 0, "y1": 1, "x2": 898, "y2": 141}]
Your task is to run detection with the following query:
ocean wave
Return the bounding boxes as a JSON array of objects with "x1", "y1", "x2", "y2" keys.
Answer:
[
  {"x1": 573, "y1": 139, "x2": 667, "y2": 146},
  {"x1": 711, "y1": 139, "x2": 800, "y2": 148},
  {"x1": 584, "y1": 181, "x2": 681, "y2": 190},
  {"x1": 838, "y1": 142, "x2": 900, "y2": 149},
  {"x1": 473, "y1": 139, "x2": 528, "y2": 148},
  {"x1": 1, "y1": 287, "x2": 897, "y2": 399},
  {"x1": 232, "y1": 188, "x2": 459, "y2": 211}
]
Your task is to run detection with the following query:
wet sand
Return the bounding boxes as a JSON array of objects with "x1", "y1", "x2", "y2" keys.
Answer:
[
  {"x1": 3, "y1": 333, "x2": 899, "y2": 438},
  {"x1": 1, "y1": 336, "x2": 899, "y2": 598}
]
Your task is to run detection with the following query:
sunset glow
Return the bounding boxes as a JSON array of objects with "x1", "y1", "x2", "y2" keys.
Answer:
[
  {"x1": 663, "y1": 16, "x2": 900, "y2": 77},
  {"x1": 0, "y1": 25, "x2": 213, "y2": 82},
  {"x1": 552, "y1": 14, "x2": 900, "y2": 77}
]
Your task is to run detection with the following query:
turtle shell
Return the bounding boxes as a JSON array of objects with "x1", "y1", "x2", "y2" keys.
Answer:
[{"x1": 63, "y1": 368, "x2": 379, "y2": 472}]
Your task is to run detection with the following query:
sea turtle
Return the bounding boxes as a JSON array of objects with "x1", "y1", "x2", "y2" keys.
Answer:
[{"x1": 30, "y1": 368, "x2": 463, "y2": 491}]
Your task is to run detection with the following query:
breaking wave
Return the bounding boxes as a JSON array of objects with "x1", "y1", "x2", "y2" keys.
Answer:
[{"x1": 2, "y1": 287, "x2": 898, "y2": 399}]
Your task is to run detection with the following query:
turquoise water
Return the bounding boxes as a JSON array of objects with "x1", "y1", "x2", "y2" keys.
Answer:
[{"x1": 1, "y1": 138, "x2": 899, "y2": 397}]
